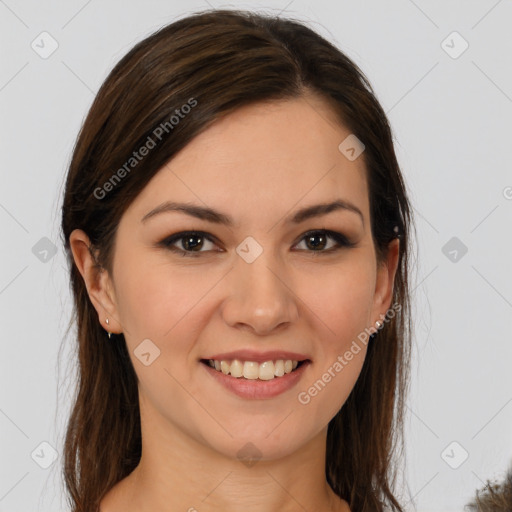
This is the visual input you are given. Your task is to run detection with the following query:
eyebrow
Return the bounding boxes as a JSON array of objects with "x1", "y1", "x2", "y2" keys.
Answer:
[{"x1": 140, "y1": 199, "x2": 364, "y2": 227}]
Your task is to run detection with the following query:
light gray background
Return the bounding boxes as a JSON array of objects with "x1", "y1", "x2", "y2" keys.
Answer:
[{"x1": 1, "y1": 1, "x2": 511, "y2": 511}]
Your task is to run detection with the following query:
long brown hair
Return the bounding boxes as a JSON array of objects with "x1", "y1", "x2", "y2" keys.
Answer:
[{"x1": 60, "y1": 8, "x2": 415, "y2": 511}]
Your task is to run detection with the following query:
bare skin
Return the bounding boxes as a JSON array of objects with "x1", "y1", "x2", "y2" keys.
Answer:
[{"x1": 70, "y1": 93, "x2": 399, "y2": 512}]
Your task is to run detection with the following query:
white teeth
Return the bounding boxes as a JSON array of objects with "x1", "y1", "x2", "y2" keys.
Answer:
[
  {"x1": 258, "y1": 361, "x2": 275, "y2": 380},
  {"x1": 230, "y1": 359, "x2": 243, "y2": 378},
  {"x1": 274, "y1": 360, "x2": 285, "y2": 377},
  {"x1": 220, "y1": 360, "x2": 230, "y2": 375},
  {"x1": 206, "y1": 358, "x2": 303, "y2": 380},
  {"x1": 243, "y1": 361, "x2": 259, "y2": 380}
]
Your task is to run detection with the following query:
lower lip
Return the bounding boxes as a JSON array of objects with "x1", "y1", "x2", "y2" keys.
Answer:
[{"x1": 201, "y1": 361, "x2": 310, "y2": 399}]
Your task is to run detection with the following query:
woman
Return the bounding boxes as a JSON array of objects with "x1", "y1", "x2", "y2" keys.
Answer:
[{"x1": 60, "y1": 8, "x2": 415, "y2": 512}]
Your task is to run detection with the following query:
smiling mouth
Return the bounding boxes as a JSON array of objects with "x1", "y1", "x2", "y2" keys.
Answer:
[{"x1": 200, "y1": 358, "x2": 309, "y2": 380}]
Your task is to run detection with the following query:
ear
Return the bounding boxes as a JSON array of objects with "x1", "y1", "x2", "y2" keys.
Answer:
[
  {"x1": 69, "y1": 228, "x2": 122, "y2": 334},
  {"x1": 370, "y1": 237, "x2": 400, "y2": 328}
]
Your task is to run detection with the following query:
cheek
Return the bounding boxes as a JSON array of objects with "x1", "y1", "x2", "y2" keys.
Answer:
[
  {"x1": 114, "y1": 255, "x2": 210, "y2": 341},
  {"x1": 295, "y1": 255, "x2": 376, "y2": 347},
  {"x1": 113, "y1": 260, "x2": 217, "y2": 432},
  {"x1": 300, "y1": 348, "x2": 367, "y2": 435},
  {"x1": 291, "y1": 258, "x2": 374, "y2": 420}
]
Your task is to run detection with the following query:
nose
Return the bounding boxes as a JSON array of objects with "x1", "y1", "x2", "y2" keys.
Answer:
[{"x1": 221, "y1": 253, "x2": 299, "y2": 336}]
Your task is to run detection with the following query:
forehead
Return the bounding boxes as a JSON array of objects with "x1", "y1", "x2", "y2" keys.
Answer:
[{"x1": 126, "y1": 95, "x2": 369, "y2": 228}]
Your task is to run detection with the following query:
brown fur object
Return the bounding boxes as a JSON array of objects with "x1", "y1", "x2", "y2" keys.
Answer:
[{"x1": 466, "y1": 465, "x2": 512, "y2": 512}]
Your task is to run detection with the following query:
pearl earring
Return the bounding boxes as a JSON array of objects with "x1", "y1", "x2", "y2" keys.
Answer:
[
  {"x1": 105, "y1": 318, "x2": 112, "y2": 339},
  {"x1": 370, "y1": 320, "x2": 382, "y2": 340}
]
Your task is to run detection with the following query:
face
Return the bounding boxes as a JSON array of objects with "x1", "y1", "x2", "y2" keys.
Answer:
[{"x1": 72, "y1": 94, "x2": 399, "y2": 463}]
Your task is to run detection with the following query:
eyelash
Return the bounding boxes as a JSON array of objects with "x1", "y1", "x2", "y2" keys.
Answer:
[{"x1": 159, "y1": 230, "x2": 356, "y2": 258}]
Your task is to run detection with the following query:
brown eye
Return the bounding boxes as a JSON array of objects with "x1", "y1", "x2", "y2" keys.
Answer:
[
  {"x1": 294, "y1": 230, "x2": 355, "y2": 254},
  {"x1": 303, "y1": 232, "x2": 330, "y2": 250},
  {"x1": 162, "y1": 231, "x2": 218, "y2": 257},
  {"x1": 179, "y1": 233, "x2": 206, "y2": 251}
]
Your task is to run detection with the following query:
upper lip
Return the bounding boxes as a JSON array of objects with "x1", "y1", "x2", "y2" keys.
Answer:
[{"x1": 203, "y1": 350, "x2": 311, "y2": 364}]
